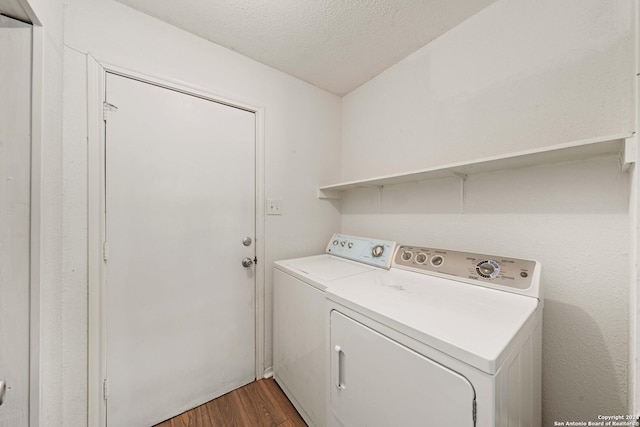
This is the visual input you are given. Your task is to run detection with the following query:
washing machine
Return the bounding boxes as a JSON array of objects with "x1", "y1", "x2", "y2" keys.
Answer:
[
  {"x1": 273, "y1": 234, "x2": 396, "y2": 427},
  {"x1": 326, "y1": 244, "x2": 542, "y2": 427}
]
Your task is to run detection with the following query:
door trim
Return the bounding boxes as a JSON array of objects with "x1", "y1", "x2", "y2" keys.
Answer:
[
  {"x1": 0, "y1": 13, "x2": 40, "y2": 427},
  {"x1": 86, "y1": 55, "x2": 266, "y2": 427},
  {"x1": 30, "y1": 25, "x2": 42, "y2": 427}
]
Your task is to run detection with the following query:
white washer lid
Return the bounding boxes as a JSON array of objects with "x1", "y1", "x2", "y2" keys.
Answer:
[
  {"x1": 274, "y1": 254, "x2": 375, "y2": 290},
  {"x1": 326, "y1": 268, "x2": 540, "y2": 374}
]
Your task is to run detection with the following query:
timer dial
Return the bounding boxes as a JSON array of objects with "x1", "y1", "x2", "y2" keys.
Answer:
[
  {"x1": 476, "y1": 260, "x2": 500, "y2": 279},
  {"x1": 415, "y1": 253, "x2": 427, "y2": 264},
  {"x1": 372, "y1": 245, "x2": 385, "y2": 257},
  {"x1": 430, "y1": 255, "x2": 444, "y2": 267}
]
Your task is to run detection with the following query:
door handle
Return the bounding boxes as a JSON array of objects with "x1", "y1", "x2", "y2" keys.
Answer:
[
  {"x1": 0, "y1": 380, "x2": 6, "y2": 406},
  {"x1": 334, "y1": 345, "x2": 345, "y2": 390},
  {"x1": 241, "y1": 257, "x2": 254, "y2": 268}
]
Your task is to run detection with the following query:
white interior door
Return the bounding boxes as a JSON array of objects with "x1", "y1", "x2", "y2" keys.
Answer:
[
  {"x1": 329, "y1": 311, "x2": 476, "y2": 427},
  {"x1": 104, "y1": 73, "x2": 256, "y2": 427},
  {"x1": 0, "y1": 15, "x2": 31, "y2": 427}
]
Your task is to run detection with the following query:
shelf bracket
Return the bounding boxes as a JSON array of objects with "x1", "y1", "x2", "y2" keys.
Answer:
[
  {"x1": 448, "y1": 172, "x2": 467, "y2": 181},
  {"x1": 622, "y1": 135, "x2": 637, "y2": 173},
  {"x1": 448, "y1": 172, "x2": 467, "y2": 214},
  {"x1": 317, "y1": 189, "x2": 343, "y2": 200}
]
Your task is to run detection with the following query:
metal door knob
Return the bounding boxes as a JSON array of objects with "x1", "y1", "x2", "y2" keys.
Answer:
[{"x1": 242, "y1": 257, "x2": 254, "y2": 268}]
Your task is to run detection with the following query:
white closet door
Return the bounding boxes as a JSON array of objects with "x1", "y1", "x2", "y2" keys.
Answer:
[
  {"x1": 104, "y1": 73, "x2": 256, "y2": 427},
  {"x1": 329, "y1": 311, "x2": 476, "y2": 427},
  {"x1": 0, "y1": 15, "x2": 31, "y2": 427}
]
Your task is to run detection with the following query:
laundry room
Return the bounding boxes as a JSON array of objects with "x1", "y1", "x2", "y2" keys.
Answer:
[{"x1": 0, "y1": 0, "x2": 636, "y2": 426}]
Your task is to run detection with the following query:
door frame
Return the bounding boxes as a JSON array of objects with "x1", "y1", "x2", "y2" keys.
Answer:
[
  {"x1": 0, "y1": 4, "x2": 47, "y2": 427},
  {"x1": 0, "y1": 11, "x2": 38, "y2": 427},
  {"x1": 86, "y1": 55, "x2": 266, "y2": 427}
]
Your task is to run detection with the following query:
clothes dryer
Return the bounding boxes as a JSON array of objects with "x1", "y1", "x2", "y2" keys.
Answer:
[
  {"x1": 273, "y1": 234, "x2": 396, "y2": 427},
  {"x1": 327, "y1": 244, "x2": 542, "y2": 427}
]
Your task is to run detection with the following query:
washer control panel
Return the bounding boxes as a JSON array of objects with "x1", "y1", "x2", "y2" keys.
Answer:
[
  {"x1": 326, "y1": 233, "x2": 396, "y2": 269},
  {"x1": 393, "y1": 245, "x2": 537, "y2": 290}
]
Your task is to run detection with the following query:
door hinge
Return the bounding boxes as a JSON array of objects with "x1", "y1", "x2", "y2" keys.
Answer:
[
  {"x1": 472, "y1": 399, "x2": 477, "y2": 425},
  {"x1": 254, "y1": 256, "x2": 257, "y2": 265},
  {"x1": 103, "y1": 241, "x2": 109, "y2": 261},
  {"x1": 103, "y1": 378, "x2": 109, "y2": 400},
  {"x1": 103, "y1": 101, "x2": 118, "y2": 121}
]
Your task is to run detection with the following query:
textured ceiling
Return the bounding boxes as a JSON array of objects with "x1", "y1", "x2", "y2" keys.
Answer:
[{"x1": 116, "y1": 0, "x2": 496, "y2": 95}]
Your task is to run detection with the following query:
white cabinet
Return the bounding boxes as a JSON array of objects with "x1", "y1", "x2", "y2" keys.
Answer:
[{"x1": 329, "y1": 310, "x2": 476, "y2": 427}]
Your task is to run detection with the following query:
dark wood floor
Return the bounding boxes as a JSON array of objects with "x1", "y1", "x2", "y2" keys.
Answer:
[{"x1": 154, "y1": 378, "x2": 307, "y2": 427}]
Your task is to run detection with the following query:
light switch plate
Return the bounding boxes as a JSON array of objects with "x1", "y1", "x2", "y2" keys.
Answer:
[{"x1": 266, "y1": 199, "x2": 282, "y2": 215}]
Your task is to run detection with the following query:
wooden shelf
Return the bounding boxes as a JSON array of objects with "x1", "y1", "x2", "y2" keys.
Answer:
[{"x1": 318, "y1": 133, "x2": 636, "y2": 199}]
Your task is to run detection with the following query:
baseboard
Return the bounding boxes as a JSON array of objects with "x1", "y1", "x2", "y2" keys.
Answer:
[{"x1": 262, "y1": 367, "x2": 273, "y2": 379}]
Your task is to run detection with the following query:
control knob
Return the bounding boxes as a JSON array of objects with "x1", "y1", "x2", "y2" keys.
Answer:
[
  {"x1": 476, "y1": 260, "x2": 500, "y2": 279},
  {"x1": 372, "y1": 245, "x2": 384, "y2": 258},
  {"x1": 431, "y1": 255, "x2": 444, "y2": 267},
  {"x1": 415, "y1": 253, "x2": 427, "y2": 264}
]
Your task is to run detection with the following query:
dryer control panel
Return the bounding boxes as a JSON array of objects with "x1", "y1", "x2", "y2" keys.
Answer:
[
  {"x1": 393, "y1": 245, "x2": 541, "y2": 298},
  {"x1": 326, "y1": 234, "x2": 396, "y2": 269}
]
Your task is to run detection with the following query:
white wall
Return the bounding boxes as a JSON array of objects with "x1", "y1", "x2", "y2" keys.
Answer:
[
  {"x1": 339, "y1": 0, "x2": 634, "y2": 424},
  {"x1": 61, "y1": 0, "x2": 341, "y2": 423},
  {"x1": 342, "y1": 0, "x2": 633, "y2": 181},
  {"x1": 62, "y1": 45, "x2": 88, "y2": 427}
]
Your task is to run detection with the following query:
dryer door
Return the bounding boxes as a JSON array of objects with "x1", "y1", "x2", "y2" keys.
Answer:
[{"x1": 330, "y1": 311, "x2": 476, "y2": 427}]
